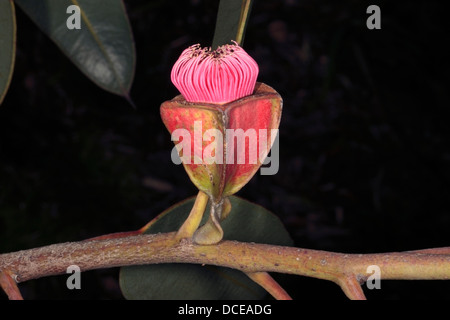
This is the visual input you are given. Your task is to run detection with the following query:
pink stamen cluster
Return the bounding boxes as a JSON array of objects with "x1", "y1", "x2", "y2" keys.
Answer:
[{"x1": 171, "y1": 41, "x2": 259, "y2": 104}]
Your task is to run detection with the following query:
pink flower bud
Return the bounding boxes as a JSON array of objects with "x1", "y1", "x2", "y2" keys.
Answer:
[{"x1": 170, "y1": 42, "x2": 259, "y2": 104}]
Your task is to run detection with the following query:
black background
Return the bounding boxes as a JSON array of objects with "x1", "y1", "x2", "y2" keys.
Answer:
[{"x1": 1, "y1": 0, "x2": 449, "y2": 299}]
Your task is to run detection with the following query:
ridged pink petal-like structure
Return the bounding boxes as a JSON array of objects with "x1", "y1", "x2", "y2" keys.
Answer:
[{"x1": 171, "y1": 42, "x2": 259, "y2": 104}]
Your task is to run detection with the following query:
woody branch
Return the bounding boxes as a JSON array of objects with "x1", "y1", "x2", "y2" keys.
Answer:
[{"x1": 1, "y1": 232, "x2": 449, "y2": 300}]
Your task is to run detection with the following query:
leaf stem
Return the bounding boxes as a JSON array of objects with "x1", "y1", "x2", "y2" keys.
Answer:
[
  {"x1": 338, "y1": 275, "x2": 367, "y2": 300},
  {"x1": 236, "y1": 0, "x2": 253, "y2": 46},
  {"x1": 246, "y1": 271, "x2": 292, "y2": 300},
  {"x1": 212, "y1": 0, "x2": 254, "y2": 48},
  {"x1": 0, "y1": 270, "x2": 23, "y2": 300}
]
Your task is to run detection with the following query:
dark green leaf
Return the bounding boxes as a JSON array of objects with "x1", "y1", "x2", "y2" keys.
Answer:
[
  {"x1": 0, "y1": 0, "x2": 16, "y2": 106},
  {"x1": 119, "y1": 196, "x2": 293, "y2": 300},
  {"x1": 212, "y1": 0, "x2": 254, "y2": 49},
  {"x1": 15, "y1": 0, "x2": 135, "y2": 97}
]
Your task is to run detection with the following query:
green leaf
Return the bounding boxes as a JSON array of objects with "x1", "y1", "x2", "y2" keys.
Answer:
[
  {"x1": 119, "y1": 196, "x2": 293, "y2": 300},
  {"x1": 212, "y1": 0, "x2": 254, "y2": 49},
  {"x1": 15, "y1": 0, "x2": 135, "y2": 97},
  {"x1": 0, "y1": 0, "x2": 16, "y2": 106}
]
